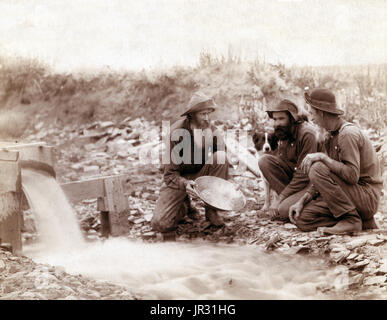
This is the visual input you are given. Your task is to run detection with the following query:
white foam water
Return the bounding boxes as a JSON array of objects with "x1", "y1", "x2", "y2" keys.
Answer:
[
  {"x1": 21, "y1": 168, "x2": 84, "y2": 253},
  {"x1": 22, "y1": 167, "x2": 338, "y2": 299},
  {"x1": 25, "y1": 238, "x2": 338, "y2": 300}
]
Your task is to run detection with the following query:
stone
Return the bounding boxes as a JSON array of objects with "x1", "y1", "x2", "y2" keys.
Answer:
[
  {"x1": 100, "y1": 121, "x2": 115, "y2": 129},
  {"x1": 0, "y1": 243, "x2": 13, "y2": 252},
  {"x1": 377, "y1": 260, "x2": 387, "y2": 274},
  {"x1": 142, "y1": 232, "x2": 156, "y2": 239},
  {"x1": 128, "y1": 216, "x2": 137, "y2": 223},
  {"x1": 367, "y1": 239, "x2": 384, "y2": 246},
  {"x1": 346, "y1": 238, "x2": 368, "y2": 250},
  {"x1": 283, "y1": 223, "x2": 298, "y2": 230},
  {"x1": 295, "y1": 246, "x2": 311, "y2": 255},
  {"x1": 330, "y1": 244, "x2": 347, "y2": 253},
  {"x1": 117, "y1": 151, "x2": 128, "y2": 158},
  {"x1": 349, "y1": 259, "x2": 370, "y2": 270},
  {"x1": 144, "y1": 214, "x2": 153, "y2": 222},
  {"x1": 346, "y1": 253, "x2": 358, "y2": 260},
  {"x1": 348, "y1": 274, "x2": 364, "y2": 288},
  {"x1": 0, "y1": 259, "x2": 5, "y2": 271},
  {"x1": 133, "y1": 218, "x2": 146, "y2": 224},
  {"x1": 84, "y1": 144, "x2": 96, "y2": 151},
  {"x1": 355, "y1": 254, "x2": 365, "y2": 261},
  {"x1": 83, "y1": 165, "x2": 100, "y2": 173},
  {"x1": 331, "y1": 250, "x2": 351, "y2": 263},
  {"x1": 363, "y1": 275, "x2": 387, "y2": 286}
]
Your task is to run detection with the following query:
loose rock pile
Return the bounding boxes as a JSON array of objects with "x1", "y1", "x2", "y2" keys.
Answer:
[{"x1": 0, "y1": 247, "x2": 137, "y2": 300}]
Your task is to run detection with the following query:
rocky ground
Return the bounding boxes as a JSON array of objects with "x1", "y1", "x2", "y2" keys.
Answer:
[{"x1": 1, "y1": 117, "x2": 386, "y2": 300}]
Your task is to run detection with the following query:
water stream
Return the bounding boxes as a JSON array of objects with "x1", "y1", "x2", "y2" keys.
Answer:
[{"x1": 22, "y1": 168, "x2": 339, "y2": 299}]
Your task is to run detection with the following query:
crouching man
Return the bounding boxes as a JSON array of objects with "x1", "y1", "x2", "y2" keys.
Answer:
[
  {"x1": 289, "y1": 88, "x2": 383, "y2": 235},
  {"x1": 257, "y1": 98, "x2": 320, "y2": 220},
  {"x1": 151, "y1": 92, "x2": 229, "y2": 234}
]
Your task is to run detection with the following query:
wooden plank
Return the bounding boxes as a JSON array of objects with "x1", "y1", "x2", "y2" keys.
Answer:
[
  {"x1": 97, "y1": 196, "x2": 110, "y2": 237},
  {"x1": 104, "y1": 177, "x2": 129, "y2": 236},
  {"x1": 0, "y1": 160, "x2": 21, "y2": 194},
  {"x1": 2, "y1": 143, "x2": 55, "y2": 168},
  {"x1": 61, "y1": 174, "x2": 131, "y2": 203},
  {"x1": 61, "y1": 178, "x2": 105, "y2": 203},
  {"x1": 100, "y1": 211, "x2": 110, "y2": 238},
  {"x1": 0, "y1": 149, "x2": 19, "y2": 162},
  {"x1": 0, "y1": 142, "x2": 46, "y2": 148},
  {"x1": 0, "y1": 192, "x2": 22, "y2": 255}
]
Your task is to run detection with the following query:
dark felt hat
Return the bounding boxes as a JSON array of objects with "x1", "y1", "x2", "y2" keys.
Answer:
[
  {"x1": 304, "y1": 88, "x2": 344, "y2": 115},
  {"x1": 180, "y1": 92, "x2": 216, "y2": 117},
  {"x1": 266, "y1": 99, "x2": 299, "y2": 121}
]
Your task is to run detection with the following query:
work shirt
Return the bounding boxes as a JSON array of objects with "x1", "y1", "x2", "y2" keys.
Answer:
[
  {"x1": 325, "y1": 122, "x2": 382, "y2": 186},
  {"x1": 278, "y1": 121, "x2": 321, "y2": 199},
  {"x1": 306, "y1": 121, "x2": 383, "y2": 198},
  {"x1": 163, "y1": 118, "x2": 225, "y2": 190}
]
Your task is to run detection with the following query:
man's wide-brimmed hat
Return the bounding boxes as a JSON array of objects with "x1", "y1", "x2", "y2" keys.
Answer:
[
  {"x1": 266, "y1": 99, "x2": 299, "y2": 121},
  {"x1": 304, "y1": 88, "x2": 344, "y2": 115},
  {"x1": 181, "y1": 92, "x2": 216, "y2": 117}
]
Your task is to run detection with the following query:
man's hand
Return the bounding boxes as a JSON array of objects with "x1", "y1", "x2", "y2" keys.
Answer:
[
  {"x1": 289, "y1": 200, "x2": 304, "y2": 224},
  {"x1": 184, "y1": 180, "x2": 198, "y2": 198},
  {"x1": 300, "y1": 152, "x2": 327, "y2": 175}
]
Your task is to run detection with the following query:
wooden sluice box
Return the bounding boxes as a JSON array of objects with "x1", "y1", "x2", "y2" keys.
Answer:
[{"x1": 0, "y1": 141, "x2": 130, "y2": 255}]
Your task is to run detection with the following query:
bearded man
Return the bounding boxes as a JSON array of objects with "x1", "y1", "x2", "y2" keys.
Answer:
[
  {"x1": 257, "y1": 99, "x2": 320, "y2": 220},
  {"x1": 151, "y1": 92, "x2": 229, "y2": 234}
]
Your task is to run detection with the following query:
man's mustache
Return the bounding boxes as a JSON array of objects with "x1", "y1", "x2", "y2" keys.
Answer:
[{"x1": 274, "y1": 125, "x2": 291, "y2": 139}]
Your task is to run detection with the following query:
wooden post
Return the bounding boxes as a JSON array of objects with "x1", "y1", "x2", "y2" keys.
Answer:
[
  {"x1": 97, "y1": 197, "x2": 110, "y2": 238},
  {"x1": 103, "y1": 177, "x2": 129, "y2": 236},
  {"x1": 62, "y1": 174, "x2": 130, "y2": 237},
  {"x1": 0, "y1": 149, "x2": 22, "y2": 255}
]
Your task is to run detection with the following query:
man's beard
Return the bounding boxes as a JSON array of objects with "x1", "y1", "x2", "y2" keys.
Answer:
[{"x1": 274, "y1": 125, "x2": 292, "y2": 140}]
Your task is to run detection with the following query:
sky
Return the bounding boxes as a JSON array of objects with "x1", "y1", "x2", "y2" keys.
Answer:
[{"x1": 0, "y1": 0, "x2": 386, "y2": 72}]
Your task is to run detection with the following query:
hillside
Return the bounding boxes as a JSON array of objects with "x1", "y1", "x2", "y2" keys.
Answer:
[{"x1": 0, "y1": 54, "x2": 386, "y2": 141}]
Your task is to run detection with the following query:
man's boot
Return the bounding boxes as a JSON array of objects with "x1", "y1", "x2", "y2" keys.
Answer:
[
  {"x1": 317, "y1": 210, "x2": 362, "y2": 235},
  {"x1": 184, "y1": 198, "x2": 201, "y2": 220},
  {"x1": 362, "y1": 217, "x2": 378, "y2": 230},
  {"x1": 205, "y1": 207, "x2": 225, "y2": 227}
]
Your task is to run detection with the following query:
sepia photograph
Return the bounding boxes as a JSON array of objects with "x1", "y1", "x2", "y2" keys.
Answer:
[{"x1": 0, "y1": 0, "x2": 386, "y2": 307}]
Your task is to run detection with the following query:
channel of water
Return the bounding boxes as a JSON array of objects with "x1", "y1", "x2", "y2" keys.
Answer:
[{"x1": 22, "y1": 168, "x2": 340, "y2": 299}]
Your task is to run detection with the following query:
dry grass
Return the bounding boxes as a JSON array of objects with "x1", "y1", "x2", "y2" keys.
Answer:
[{"x1": 0, "y1": 54, "x2": 386, "y2": 138}]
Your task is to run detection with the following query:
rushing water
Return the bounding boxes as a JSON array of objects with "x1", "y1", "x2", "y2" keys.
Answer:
[
  {"x1": 25, "y1": 239, "x2": 340, "y2": 300},
  {"x1": 22, "y1": 168, "x2": 339, "y2": 299},
  {"x1": 22, "y1": 168, "x2": 84, "y2": 252}
]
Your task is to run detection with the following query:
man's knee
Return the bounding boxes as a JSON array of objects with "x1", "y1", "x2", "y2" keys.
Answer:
[
  {"x1": 308, "y1": 161, "x2": 330, "y2": 183},
  {"x1": 277, "y1": 201, "x2": 290, "y2": 220},
  {"x1": 294, "y1": 213, "x2": 318, "y2": 232},
  {"x1": 258, "y1": 154, "x2": 276, "y2": 172},
  {"x1": 151, "y1": 214, "x2": 175, "y2": 233}
]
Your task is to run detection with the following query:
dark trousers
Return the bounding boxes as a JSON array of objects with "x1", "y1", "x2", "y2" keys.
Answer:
[
  {"x1": 295, "y1": 162, "x2": 381, "y2": 231},
  {"x1": 258, "y1": 154, "x2": 305, "y2": 220},
  {"x1": 151, "y1": 151, "x2": 229, "y2": 232}
]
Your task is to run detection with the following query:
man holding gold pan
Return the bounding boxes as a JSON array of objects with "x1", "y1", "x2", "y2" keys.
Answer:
[{"x1": 151, "y1": 92, "x2": 229, "y2": 234}]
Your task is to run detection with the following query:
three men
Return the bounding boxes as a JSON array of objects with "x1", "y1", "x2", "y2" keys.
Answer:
[
  {"x1": 288, "y1": 88, "x2": 383, "y2": 234},
  {"x1": 257, "y1": 99, "x2": 320, "y2": 220},
  {"x1": 151, "y1": 92, "x2": 229, "y2": 233},
  {"x1": 152, "y1": 88, "x2": 382, "y2": 237}
]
